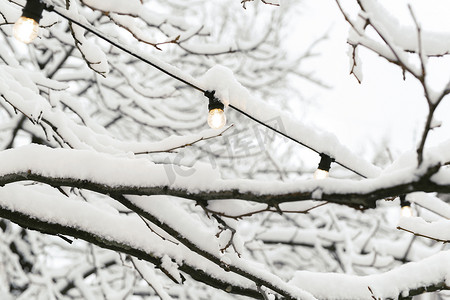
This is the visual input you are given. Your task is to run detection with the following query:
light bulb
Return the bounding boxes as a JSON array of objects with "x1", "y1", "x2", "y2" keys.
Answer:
[
  {"x1": 207, "y1": 108, "x2": 226, "y2": 129},
  {"x1": 401, "y1": 205, "x2": 413, "y2": 217},
  {"x1": 314, "y1": 169, "x2": 329, "y2": 180},
  {"x1": 13, "y1": 16, "x2": 39, "y2": 44}
]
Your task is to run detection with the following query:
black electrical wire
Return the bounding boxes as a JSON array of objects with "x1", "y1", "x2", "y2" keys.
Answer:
[
  {"x1": 11, "y1": 0, "x2": 368, "y2": 179},
  {"x1": 21, "y1": 0, "x2": 45, "y2": 22}
]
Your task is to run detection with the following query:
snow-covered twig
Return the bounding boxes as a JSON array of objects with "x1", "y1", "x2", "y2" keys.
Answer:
[
  {"x1": 397, "y1": 217, "x2": 450, "y2": 243},
  {"x1": 290, "y1": 250, "x2": 450, "y2": 299},
  {"x1": 135, "y1": 124, "x2": 234, "y2": 155}
]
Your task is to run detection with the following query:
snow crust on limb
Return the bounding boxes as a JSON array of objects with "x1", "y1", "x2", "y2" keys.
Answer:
[
  {"x1": 0, "y1": 184, "x2": 257, "y2": 291},
  {"x1": 290, "y1": 250, "x2": 450, "y2": 299},
  {"x1": 81, "y1": 0, "x2": 266, "y2": 55},
  {"x1": 0, "y1": 144, "x2": 407, "y2": 197},
  {"x1": 0, "y1": 144, "x2": 447, "y2": 201},
  {"x1": 398, "y1": 217, "x2": 450, "y2": 242},
  {"x1": 257, "y1": 227, "x2": 346, "y2": 246},
  {"x1": 80, "y1": 0, "x2": 187, "y2": 31},
  {"x1": 359, "y1": 0, "x2": 450, "y2": 56},
  {"x1": 0, "y1": 65, "x2": 63, "y2": 119},
  {"x1": 199, "y1": 65, "x2": 382, "y2": 178},
  {"x1": 128, "y1": 195, "x2": 317, "y2": 300},
  {"x1": 51, "y1": 2, "x2": 205, "y2": 92},
  {"x1": 69, "y1": 124, "x2": 228, "y2": 154},
  {"x1": 0, "y1": 183, "x2": 316, "y2": 300},
  {"x1": 131, "y1": 258, "x2": 173, "y2": 300},
  {"x1": 406, "y1": 192, "x2": 450, "y2": 219},
  {"x1": 81, "y1": 0, "x2": 144, "y2": 15},
  {"x1": 67, "y1": 1, "x2": 109, "y2": 75},
  {"x1": 0, "y1": 63, "x2": 222, "y2": 154}
]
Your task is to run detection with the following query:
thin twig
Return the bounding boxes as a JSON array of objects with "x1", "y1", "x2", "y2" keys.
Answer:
[
  {"x1": 130, "y1": 257, "x2": 173, "y2": 300},
  {"x1": 397, "y1": 226, "x2": 448, "y2": 243},
  {"x1": 256, "y1": 285, "x2": 271, "y2": 300},
  {"x1": 200, "y1": 202, "x2": 328, "y2": 220},
  {"x1": 137, "y1": 214, "x2": 179, "y2": 245},
  {"x1": 135, "y1": 124, "x2": 234, "y2": 155}
]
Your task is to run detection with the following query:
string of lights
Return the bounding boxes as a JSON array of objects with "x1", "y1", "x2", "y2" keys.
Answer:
[{"x1": 10, "y1": 0, "x2": 370, "y2": 179}]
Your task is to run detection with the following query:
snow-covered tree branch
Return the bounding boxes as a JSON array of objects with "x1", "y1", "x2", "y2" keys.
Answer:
[{"x1": 0, "y1": 0, "x2": 449, "y2": 299}]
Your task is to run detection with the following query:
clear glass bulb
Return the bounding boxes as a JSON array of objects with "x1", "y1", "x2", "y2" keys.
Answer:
[
  {"x1": 13, "y1": 16, "x2": 39, "y2": 44},
  {"x1": 401, "y1": 205, "x2": 413, "y2": 217},
  {"x1": 207, "y1": 108, "x2": 226, "y2": 129},
  {"x1": 314, "y1": 169, "x2": 329, "y2": 180}
]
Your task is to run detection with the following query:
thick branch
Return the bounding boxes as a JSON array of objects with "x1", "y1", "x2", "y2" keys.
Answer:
[
  {"x1": 0, "y1": 182, "x2": 314, "y2": 299},
  {"x1": 407, "y1": 282, "x2": 450, "y2": 298},
  {"x1": 112, "y1": 195, "x2": 312, "y2": 300},
  {"x1": 290, "y1": 250, "x2": 450, "y2": 299},
  {"x1": 0, "y1": 162, "x2": 443, "y2": 210},
  {"x1": 0, "y1": 203, "x2": 262, "y2": 299}
]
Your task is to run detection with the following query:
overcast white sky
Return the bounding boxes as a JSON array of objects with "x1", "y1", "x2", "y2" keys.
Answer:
[{"x1": 284, "y1": 0, "x2": 450, "y2": 164}]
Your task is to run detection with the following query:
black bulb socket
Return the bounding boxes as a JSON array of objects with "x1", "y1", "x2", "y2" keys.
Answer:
[
  {"x1": 317, "y1": 153, "x2": 333, "y2": 171},
  {"x1": 22, "y1": 0, "x2": 46, "y2": 22},
  {"x1": 400, "y1": 195, "x2": 411, "y2": 207},
  {"x1": 205, "y1": 90, "x2": 224, "y2": 111}
]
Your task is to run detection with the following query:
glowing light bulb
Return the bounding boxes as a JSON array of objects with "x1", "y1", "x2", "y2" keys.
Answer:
[
  {"x1": 401, "y1": 205, "x2": 413, "y2": 217},
  {"x1": 207, "y1": 108, "x2": 226, "y2": 129},
  {"x1": 13, "y1": 16, "x2": 39, "y2": 44},
  {"x1": 314, "y1": 169, "x2": 329, "y2": 180}
]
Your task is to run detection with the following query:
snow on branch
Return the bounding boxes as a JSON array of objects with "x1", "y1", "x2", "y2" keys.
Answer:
[
  {"x1": 0, "y1": 63, "x2": 233, "y2": 153},
  {"x1": 80, "y1": 0, "x2": 146, "y2": 16},
  {"x1": 289, "y1": 251, "x2": 450, "y2": 299},
  {"x1": 256, "y1": 226, "x2": 421, "y2": 266},
  {"x1": 358, "y1": 0, "x2": 450, "y2": 56},
  {"x1": 199, "y1": 65, "x2": 382, "y2": 179},
  {"x1": 9, "y1": 1, "x2": 381, "y2": 180},
  {"x1": 131, "y1": 258, "x2": 173, "y2": 300},
  {"x1": 80, "y1": 0, "x2": 268, "y2": 55},
  {"x1": 0, "y1": 183, "x2": 263, "y2": 298},
  {"x1": 241, "y1": 0, "x2": 280, "y2": 10},
  {"x1": 408, "y1": 192, "x2": 450, "y2": 219},
  {"x1": 3, "y1": 1, "x2": 450, "y2": 298},
  {"x1": 398, "y1": 217, "x2": 450, "y2": 243},
  {"x1": 0, "y1": 144, "x2": 449, "y2": 210},
  {"x1": 67, "y1": 1, "x2": 109, "y2": 76},
  {"x1": 119, "y1": 195, "x2": 316, "y2": 300},
  {"x1": 340, "y1": 0, "x2": 450, "y2": 167},
  {"x1": 10, "y1": 1, "x2": 380, "y2": 180},
  {"x1": 0, "y1": 183, "x2": 316, "y2": 300}
]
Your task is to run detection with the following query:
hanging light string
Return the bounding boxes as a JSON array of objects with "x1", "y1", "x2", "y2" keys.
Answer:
[{"x1": 10, "y1": 0, "x2": 368, "y2": 179}]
